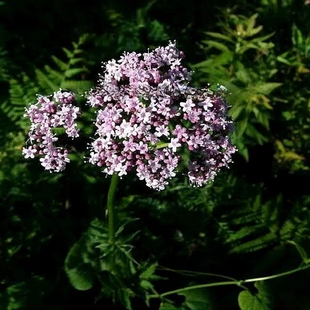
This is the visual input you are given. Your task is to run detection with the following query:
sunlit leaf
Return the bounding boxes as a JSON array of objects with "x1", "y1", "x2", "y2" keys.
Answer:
[
  {"x1": 238, "y1": 281, "x2": 272, "y2": 310},
  {"x1": 255, "y1": 83, "x2": 282, "y2": 95}
]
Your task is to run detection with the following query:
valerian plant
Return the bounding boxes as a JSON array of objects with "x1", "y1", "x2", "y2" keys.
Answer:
[
  {"x1": 22, "y1": 42, "x2": 310, "y2": 309},
  {"x1": 23, "y1": 42, "x2": 237, "y2": 189},
  {"x1": 22, "y1": 41, "x2": 238, "y2": 308}
]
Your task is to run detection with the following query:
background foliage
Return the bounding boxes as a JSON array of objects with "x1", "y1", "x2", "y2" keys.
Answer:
[{"x1": 1, "y1": 0, "x2": 310, "y2": 309}]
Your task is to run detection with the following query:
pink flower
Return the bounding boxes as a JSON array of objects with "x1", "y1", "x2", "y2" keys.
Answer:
[
  {"x1": 23, "y1": 89, "x2": 80, "y2": 172},
  {"x1": 86, "y1": 42, "x2": 237, "y2": 190},
  {"x1": 23, "y1": 43, "x2": 236, "y2": 189}
]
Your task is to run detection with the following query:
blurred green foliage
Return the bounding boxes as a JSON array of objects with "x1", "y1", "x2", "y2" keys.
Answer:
[{"x1": 1, "y1": 0, "x2": 310, "y2": 309}]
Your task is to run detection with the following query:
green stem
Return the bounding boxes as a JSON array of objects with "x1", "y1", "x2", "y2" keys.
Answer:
[
  {"x1": 242, "y1": 264, "x2": 310, "y2": 283},
  {"x1": 156, "y1": 281, "x2": 239, "y2": 298},
  {"x1": 157, "y1": 266, "x2": 238, "y2": 282},
  {"x1": 107, "y1": 174, "x2": 119, "y2": 244},
  {"x1": 149, "y1": 263, "x2": 310, "y2": 300}
]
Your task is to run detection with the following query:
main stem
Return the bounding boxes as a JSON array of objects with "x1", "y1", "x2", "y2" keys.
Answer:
[{"x1": 107, "y1": 174, "x2": 119, "y2": 244}]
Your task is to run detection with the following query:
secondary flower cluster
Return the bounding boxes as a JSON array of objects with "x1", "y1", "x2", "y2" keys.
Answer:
[
  {"x1": 22, "y1": 89, "x2": 80, "y2": 172},
  {"x1": 86, "y1": 41, "x2": 236, "y2": 190}
]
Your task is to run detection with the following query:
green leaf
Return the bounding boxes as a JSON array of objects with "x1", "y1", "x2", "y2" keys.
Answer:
[
  {"x1": 159, "y1": 302, "x2": 182, "y2": 310},
  {"x1": 251, "y1": 33, "x2": 275, "y2": 43},
  {"x1": 246, "y1": 14, "x2": 259, "y2": 33},
  {"x1": 283, "y1": 151, "x2": 304, "y2": 161},
  {"x1": 238, "y1": 43, "x2": 261, "y2": 54},
  {"x1": 232, "y1": 136, "x2": 249, "y2": 161},
  {"x1": 236, "y1": 119, "x2": 248, "y2": 137},
  {"x1": 246, "y1": 25, "x2": 263, "y2": 37},
  {"x1": 276, "y1": 55, "x2": 299, "y2": 66},
  {"x1": 140, "y1": 262, "x2": 158, "y2": 279},
  {"x1": 292, "y1": 24, "x2": 304, "y2": 47},
  {"x1": 64, "y1": 237, "x2": 95, "y2": 290},
  {"x1": 65, "y1": 263, "x2": 95, "y2": 291},
  {"x1": 202, "y1": 40, "x2": 230, "y2": 52},
  {"x1": 205, "y1": 31, "x2": 234, "y2": 43},
  {"x1": 235, "y1": 68, "x2": 250, "y2": 85},
  {"x1": 140, "y1": 279, "x2": 154, "y2": 290},
  {"x1": 180, "y1": 288, "x2": 214, "y2": 310},
  {"x1": 255, "y1": 83, "x2": 282, "y2": 95},
  {"x1": 238, "y1": 281, "x2": 272, "y2": 310}
]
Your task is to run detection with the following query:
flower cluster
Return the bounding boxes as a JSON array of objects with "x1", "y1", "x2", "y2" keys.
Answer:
[
  {"x1": 86, "y1": 41, "x2": 237, "y2": 190},
  {"x1": 22, "y1": 89, "x2": 80, "y2": 172}
]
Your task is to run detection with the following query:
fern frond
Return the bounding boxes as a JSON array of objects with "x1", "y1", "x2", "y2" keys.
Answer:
[
  {"x1": 33, "y1": 34, "x2": 93, "y2": 93},
  {"x1": 64, "y1": 68, "x2": 89, "y2": 79},
  {"x1": 35, "y1": 68, "x2": 62, "y2": 92},
  {"x1": 218, "y1": 191, "x2": 310, "y2": 255},
  {"x1": 2, "y1": 34, "x2": 94, "y2": 136},
  {"x1": 61, "y1": 80, "x2": 93, "y2": 93},
  {"x1": 225, "y1": 224, "x2": 264, "y2": 244},
  {"x1": 51, "y1": 55, "x2": 68, "y2": 71},
  {"x1": 4, "y1": 76, "x2": 39, "y2": 129},
  {"x1": 229, "y1": 231, "x2": 276, "y2": 253}
]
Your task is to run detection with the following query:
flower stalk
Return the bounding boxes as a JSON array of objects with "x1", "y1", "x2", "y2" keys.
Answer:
[{"x1": 107, "y1": 174, "x2": 119, "y2": 244}]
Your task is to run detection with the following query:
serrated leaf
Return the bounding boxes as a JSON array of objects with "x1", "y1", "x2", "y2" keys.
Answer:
[
  {"x1": 235, "y1": 68, "x2": 250, "y2": 85},
  {"x1": 276, "y1": 56, "x2": 297, "y2": 66},
  {"x1": 229, "y1": 104, "x2": 243, "y2": 120},
  {"x1": 236, "y1": 119, "x2": 248, "y2": 137},
  {"x1": 255, "y1": 83, "x2": 282, "y2": 95},
  {"x1": 238, "y1": 281, "x2": 272, "y2": 310},
  {"x1": 238, "y1": 43, "x2": 261, "y2": 54},
  {"x1": 246, "y1": 14, "x2": 259, "y2": 32},
  {"x1": 246, "y1": 26, "x2": 263, "y2": 37},
  {"x1": 202, "y1": 40, "x2": 229, "y2": 52},
  {"x1": 283, "y1": 151, "x2": 304, "y2": 161},
  {"x1": 205, "y1": 31, "x2": 234, "y2": 43},
  {"x1": 140, "y1": 279, "x2": 154, "y2": 290},
  {"x1": 140, "y1": 262, "x2": 158, "y2": 279},
  {"x1": 251, "y1": 33, "x2": 275, "y2": 43}
]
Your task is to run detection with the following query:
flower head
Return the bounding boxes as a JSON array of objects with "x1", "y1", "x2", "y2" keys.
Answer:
[
  {"x1": 86, "y1": 42, "x2": 237, "y2": 190},
  {"x1": 23, "y1": 89, "x2": 80, "y2": 172}
]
